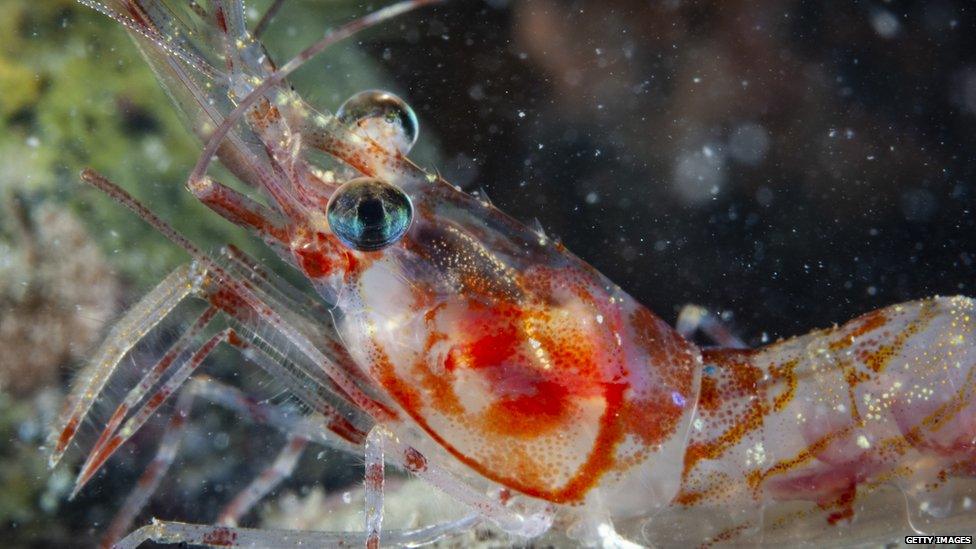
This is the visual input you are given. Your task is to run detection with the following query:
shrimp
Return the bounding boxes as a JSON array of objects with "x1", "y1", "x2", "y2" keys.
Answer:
[{"x1": 47, "y1": 0, "x2": 976, "y2": 547}]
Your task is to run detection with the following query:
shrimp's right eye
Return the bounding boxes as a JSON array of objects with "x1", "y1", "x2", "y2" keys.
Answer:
[{"x1": 326, "y1": 177, "x2": 413, "y2": 252}]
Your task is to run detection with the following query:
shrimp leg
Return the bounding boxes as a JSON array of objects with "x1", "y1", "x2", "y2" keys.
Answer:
[
  {"x1": 48, "y1": 262, "x2": 200, "y2": 468},
  {"x1": 101, "y1": 376, "x2": 338, "y2": 547},
  {"x1": 364, "y1": 427, "x2": 386, "y2": 549},
  {"x1": 72, "y1": 326, "x2": 245, "y2": 495},
  {"x1": 676, "y1": 303, "x2": 747, "y2": 348},
  {"x1": 218, "y1": 435, "x2": 310, "y2": 527},
  {"x1": 99, "y1": 378, "x2": 481, "y2": 548},
  {"x1": 252, "y1": 0, "x2": 285, "y2": 38},
  {"x1": 113, "y1": 515, "x2": 482, "y2": 549}
]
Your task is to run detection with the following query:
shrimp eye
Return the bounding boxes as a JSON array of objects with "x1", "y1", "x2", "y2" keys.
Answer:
[
  {"x1": 337, "y1": 90, "x2": 419, "y2": 154},
  {"x1": 326, "y1": 177, "x2": 413, "y2": 252}
]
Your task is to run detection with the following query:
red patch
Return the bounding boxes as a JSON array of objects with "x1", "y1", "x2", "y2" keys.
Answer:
[
  {"x1": 56, "y1": 417, "x2": 79, "y2": 454},
  {"x1": 365, "y1": 463, "x2": 384, "y2": 490},
  {"x1": 202, "y1": 526, "x2": 237, "y2": 546},
  {"x1": 403, "y1": 447, "x2": 428, "y2": 473},
  {"x1": 213, "y1": 6, "x2": 228, "y2": 33}
]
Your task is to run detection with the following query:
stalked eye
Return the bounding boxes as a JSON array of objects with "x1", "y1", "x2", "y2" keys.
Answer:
[
  {"x1": 326, "y1": 177, "x2": 413, "y2": 252},
  {"x1": 336, "y1": 90, "x2": 419, "y2": 154}
]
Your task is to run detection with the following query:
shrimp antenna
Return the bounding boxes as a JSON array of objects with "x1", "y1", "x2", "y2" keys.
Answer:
[
  {"x1": 187, "y1": 0, "x2": 442, "y2": 186},
  {"x1": 80, "y1": 169, "x2": 204, "y2": 260},
  {"x1": 252, "y1": 0, "x2": 285, "y2": 38},
  {"x1": 76, "y1": 0, "x2": 225, "y2": 80}
]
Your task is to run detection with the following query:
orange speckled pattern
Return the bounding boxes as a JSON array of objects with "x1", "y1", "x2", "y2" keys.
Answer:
[{"x1": 670, "y1": 296, "x2": 976, "y2": 543}]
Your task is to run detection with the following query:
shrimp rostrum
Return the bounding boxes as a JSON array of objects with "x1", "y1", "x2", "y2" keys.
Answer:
[{"x1": 50, "y1": 0, "x2": 976, "y2": 546}]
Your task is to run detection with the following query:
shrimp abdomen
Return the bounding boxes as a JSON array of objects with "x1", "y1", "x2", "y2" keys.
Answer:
[{"x1": 661, "y1": 296, "x2": 976, "y2": 545}]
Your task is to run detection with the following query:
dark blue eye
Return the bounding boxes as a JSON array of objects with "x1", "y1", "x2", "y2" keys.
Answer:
[{"x1": 326, "y1": 177, "x2": 413, "y2": 252}]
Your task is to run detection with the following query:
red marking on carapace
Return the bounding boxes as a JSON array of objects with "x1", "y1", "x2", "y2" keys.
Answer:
[
  {"x1": 294, "y1": 246, "x2": 334, "y2": 278},
  {"x1": 373, "y1": 315, "x2": 629, "y2": 502},
  {"x1": 626, "y1": 307, "x2": 698, "y2": 448},
  {"x1": 201, "y1": 526, "x2": 237, "y2": 546},
  {"x1": 402, "y1": 446, "x2": 428, "y2": 473},
  {"x1": 292, "y1": 232, "x2": 372, "y2": 281},
  {"x1": 498, "y1": 488, "x2": 512, "y2": 505},
  {"x1": 372, "y1": 266, "x2": 698, "y2": 503}
]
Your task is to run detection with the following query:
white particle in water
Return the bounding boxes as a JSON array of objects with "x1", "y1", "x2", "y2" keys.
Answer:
[
  {"x1": 729, "y1": 122, "x2": 770, "y2": 165},
  {"x1": 870, "y1": 8, "x2": 901, "y2": 39}
]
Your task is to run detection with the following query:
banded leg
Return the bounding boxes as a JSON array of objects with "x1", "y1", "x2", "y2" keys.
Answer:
[
  {"x1": 78, "y1": 305, "x2": 220, "y2": 489},
  {"x1": 676, "y1": 304, "x2": 747, "y2": 348},
  {"x1": 364, "y1": 427, "x2": 386, "y2": 549},
  {"x1": 217, "y1": 435, "x2": 309, "y2": 527},
  {"x1": 104, "y1": 377, "x2": 547, "y2": 547},
  {"x1": 78, "y1": 169, "x2": 393, "y2": 424},
  {"x1": 100, "y1": 376, "x2": 350, "y2": 548},
  {"x1": 72, "y1": 314, "x2": 369, "y2": 497},
  {"x1": 49, "y1": 262, "x2": 200, "y2": 468},
  {"x1": 73, "y1": 327, "x2": 244, "y2": 495}
]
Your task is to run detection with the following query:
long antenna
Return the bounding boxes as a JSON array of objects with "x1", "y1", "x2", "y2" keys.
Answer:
[
  {"x1": 80, "y1": 169, "x2": 204, "y2": 259},
  {"x1": 187, "y1": 0, "x2": 441, "y2": 186}
]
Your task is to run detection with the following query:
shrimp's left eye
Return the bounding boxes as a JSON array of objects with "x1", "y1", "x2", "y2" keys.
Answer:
[{"x1": 326, "y1": 177, "x2": 413, "y2": 252}]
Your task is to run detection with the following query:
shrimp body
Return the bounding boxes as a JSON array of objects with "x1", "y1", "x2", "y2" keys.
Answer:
[
  {"x1": 56, "y1": 0, "x2": 976, "y2": 546},
  {"x1": 336, "y1": 182, "x2": 701, "y2": 510},
  {"x1": 646, "y1": 295, "x2": 976, "y2": 545}
]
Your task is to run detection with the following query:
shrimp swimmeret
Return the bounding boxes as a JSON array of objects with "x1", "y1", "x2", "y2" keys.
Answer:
[{"x1": 48, "y1": 0, "x2": 976, "y2": 547}]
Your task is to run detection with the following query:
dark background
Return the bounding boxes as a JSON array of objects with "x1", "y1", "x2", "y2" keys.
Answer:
[{"x1": 371, "y1": 0, "x2": 976, "y2": 343}]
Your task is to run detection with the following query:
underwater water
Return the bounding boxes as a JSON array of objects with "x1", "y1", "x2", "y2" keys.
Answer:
[{"x1": 2, "y1": 0, "x2": 976, "y2": 547}]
